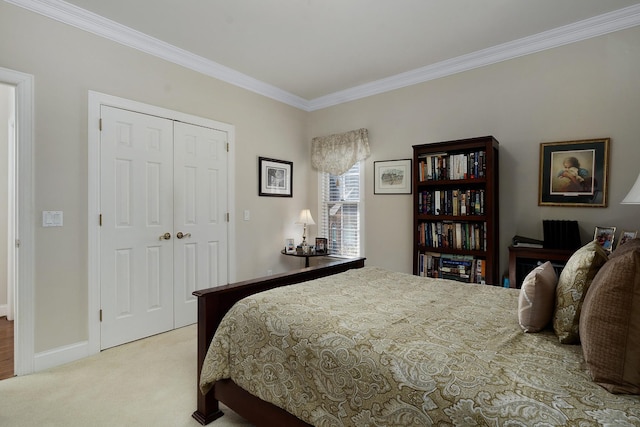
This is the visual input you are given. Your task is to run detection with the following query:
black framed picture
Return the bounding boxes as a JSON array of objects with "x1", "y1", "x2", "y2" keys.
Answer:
[
  {"x1": 315, "y1": 237, "x2": 328, "y2": 254},
  {"x1": 259, "y1": 157, "x2": 292, "y2": 197},
  {"x1": 538, "y1": 138, "x2": 609, "y2": 207}
]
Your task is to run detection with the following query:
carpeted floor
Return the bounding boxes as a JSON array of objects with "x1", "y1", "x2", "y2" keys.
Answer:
[{"x1": 0, "y1": 325, "x2": 253, "y2": 426}]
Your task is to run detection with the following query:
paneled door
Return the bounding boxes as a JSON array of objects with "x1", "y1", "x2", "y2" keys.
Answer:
[
  {"x1": 173, "y1": 121, "x2": 228, "y2": 328},
  {"x1": 99, "y1": 107, "x2": 228, "y2": 349},
  {"x1": 100, "y1": 106, "x2": 175, "y2": 349}
]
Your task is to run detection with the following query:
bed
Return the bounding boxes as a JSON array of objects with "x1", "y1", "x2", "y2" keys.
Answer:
[{"x1": 192, "y1": 250, "x2": 640, "y2": 426}]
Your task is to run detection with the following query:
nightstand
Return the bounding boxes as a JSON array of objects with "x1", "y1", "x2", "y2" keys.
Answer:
[
  {"x1": 281, "y1": 250, "x2": 327, "y2": 268},
  {"x1": 508, "y1": 246, "x2": 574, "y2": 288}
]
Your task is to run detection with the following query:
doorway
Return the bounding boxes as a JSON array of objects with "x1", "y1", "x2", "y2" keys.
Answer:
[
  {"x1": 0, "y1": 82, "x2": 14, "y2": 379},
  {"x1": 0, "y1": 67, "x2": 35, "y2": 379}
]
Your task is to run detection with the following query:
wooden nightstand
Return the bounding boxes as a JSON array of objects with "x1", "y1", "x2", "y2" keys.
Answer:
[
  {"x1": 281, "y1": 250, "x2": 327, "y2": 268},
  {"x1": 508, "y1": 246, "x2": 574, "y2": 288}
]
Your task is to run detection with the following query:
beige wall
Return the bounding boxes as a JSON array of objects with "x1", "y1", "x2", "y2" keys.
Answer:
[
  {"x1": 1, "y1": 0, "x2": 639, "y2": 357},
  {"x1": 309, "y1": 26, "x2": 640, "y2": 278},
  {"x1": 0, "y1": 3, "x2": 309, "y2": 352}
]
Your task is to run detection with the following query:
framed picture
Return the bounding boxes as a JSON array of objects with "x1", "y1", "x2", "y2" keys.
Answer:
[
  {"x1": 374, "y1": 159, "x2": 412, "y2": 194},
  {"x1": 285, "y1": 238, "x2": 295, "y2": 253},
  {"x1": 315, "y1": 237, "x2": 328, "y2": 254},
  {"x1": 538, "y1": 138, "x2": 609, "y2": 207},
  {"x1": 617, "y1": 230, "x2": 638, "y2": 249},
  {"x1": 259, "y1": 157, "x2": 292, "y2": 197},
  {"x1": 594, "y1": 226, "x2": 616, "y2": 253}
]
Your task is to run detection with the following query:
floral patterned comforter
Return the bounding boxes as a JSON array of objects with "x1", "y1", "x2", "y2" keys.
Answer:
[{"x1": 200, "y1": 266, "x2": 640, "y2": 426}]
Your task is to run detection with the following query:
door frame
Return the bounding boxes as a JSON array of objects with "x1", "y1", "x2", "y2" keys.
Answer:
[
  {"x1": 87, "y1": 91, "x2": 236, "y2": 355},
  {"x1": 0, "y1": 67, "x2": 35, "y2": 376}
]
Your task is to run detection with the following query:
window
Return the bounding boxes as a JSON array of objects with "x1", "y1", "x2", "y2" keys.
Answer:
[{"x1": 319, "y1": 161, "x2": 363, "y2": 257}]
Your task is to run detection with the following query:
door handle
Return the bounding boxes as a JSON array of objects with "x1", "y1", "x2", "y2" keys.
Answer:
[
  {"x1": 159, "y1": 232, "x2": 171, "y2": 240},
  {"x1": 176, "y1": 232, "x2": 191, "y2": 239}
]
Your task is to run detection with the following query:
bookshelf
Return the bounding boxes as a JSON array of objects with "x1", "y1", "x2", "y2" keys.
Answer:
[{"x1": 413, "y1": 136, "x2": 499, "y2": 285}]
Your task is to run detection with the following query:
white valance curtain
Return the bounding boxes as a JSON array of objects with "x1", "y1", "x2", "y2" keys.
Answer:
[{"x1": 311, "y1": 128, "x2": 370, "y2": 176}]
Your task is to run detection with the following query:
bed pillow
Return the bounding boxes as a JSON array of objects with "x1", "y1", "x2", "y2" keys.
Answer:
[
  {"x1": 553, "y1": 240, "x2": 608, "y2": 344},
  {"x1": 518, "y1": 261, "x2": 557, "y2": 333},
  {"x1": 579, "y1": 243, "x2": 640, "y2": 394}
]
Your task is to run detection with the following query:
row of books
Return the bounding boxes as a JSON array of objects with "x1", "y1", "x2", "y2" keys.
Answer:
[
  {"x1": 417, "y1": 151, "x2": 486, "y2": 181},
  {"x1": 417, "y1": 252, "x2": 486, "y2": 284},
  {"x1": 417, "y1": 221, "x2": 487, "y2": 251},
  {"x1": 417, "y1": 188, "x2": 485, "y2": 216}
]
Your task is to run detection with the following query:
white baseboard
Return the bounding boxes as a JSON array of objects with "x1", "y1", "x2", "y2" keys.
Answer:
[
  {"x1": 0, "y1": 304, "x2": 7, "y2": 317},
  {"x1": 34, "y1": 340, "x2": 93, "y2": 372}
]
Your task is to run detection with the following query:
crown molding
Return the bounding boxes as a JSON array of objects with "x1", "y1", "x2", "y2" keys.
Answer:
[
  {"x1": 6, "y1": 0, "x2": 640, "y2": 112},
  {"x1": 309, "y1": 3, "x2": 640, "y2": 111},
  {"x1": 5, "y1": 0, "x2": 310, "y2": 110}
]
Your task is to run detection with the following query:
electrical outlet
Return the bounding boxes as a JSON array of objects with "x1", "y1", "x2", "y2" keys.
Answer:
[{"x1": 267, "y1": 269, "x2": 273, "y2": 275}]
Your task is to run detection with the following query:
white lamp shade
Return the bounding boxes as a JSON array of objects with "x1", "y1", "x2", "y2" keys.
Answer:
[
  {"x1": 621, "y1": 172, "x2": 640, "y2": 204},
  {"x1": 296, "y1": 209, "x2": 316, "y2": 225}
]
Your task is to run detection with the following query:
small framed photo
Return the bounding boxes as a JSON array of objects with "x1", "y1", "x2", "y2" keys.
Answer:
[
  {"x1": 374, "y1": 159, "x2": 412, "y2": 194},
  {"x1": 594, "y1": 226, "x2": 616, "y2": 253},
  {"x1": 285, "y1": 238, "x2": 295, "y2": 253},
  {"x1": 259, "y1": 157, "x2": 293, "y2": 197},
  {"x1": 617, "y1": 230, "x2": 638, "y2": 249},
  {"x1": 315, "y1": 237, "x2": 328, "y2": 254},
  {"x1": 538, "y1": 138, "x2": 609, "y2": 207}
]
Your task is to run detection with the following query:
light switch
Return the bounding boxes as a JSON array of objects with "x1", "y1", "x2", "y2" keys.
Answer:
[
  {"x1": 43, "y1": 211, "x2": 63, "y2": 227},
  {"x1": 244, "y1": 210, "x2": 250, "y2": 221}
]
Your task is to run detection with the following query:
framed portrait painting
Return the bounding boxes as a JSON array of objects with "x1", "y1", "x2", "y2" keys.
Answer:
[
  {"x1": 538, "y1": 138, "x2": 609, "y2": 207},
  {"x1": 374, "y1": 159, "x2": 412, "y2": 194},
  {"x1": 259, "y1": 157, "x2": 293, "y2": 197}
]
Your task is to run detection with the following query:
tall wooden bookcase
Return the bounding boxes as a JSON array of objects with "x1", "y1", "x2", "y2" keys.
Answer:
[{"x1": 413, "y1": 136, "x2": 499, "y2": 285}]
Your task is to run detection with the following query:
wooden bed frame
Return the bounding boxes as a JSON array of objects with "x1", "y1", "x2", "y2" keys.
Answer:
[{"x1": 192, "y1": 257, "x2": 367, "y2": 426}]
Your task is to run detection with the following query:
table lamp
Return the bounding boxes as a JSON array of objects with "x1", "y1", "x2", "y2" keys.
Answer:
[
  {"x1": 621, "y1": 172, "x2": 640, "y2": 204},
  {"x1": 296, "y1": 209, "x2": 315, "y2": 253}
]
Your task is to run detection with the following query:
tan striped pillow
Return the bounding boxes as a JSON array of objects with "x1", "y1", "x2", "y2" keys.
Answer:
[{"x1": 580, "y1": 244, "x2": 640, "y2": 394}]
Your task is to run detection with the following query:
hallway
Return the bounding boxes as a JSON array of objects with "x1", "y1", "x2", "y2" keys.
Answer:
[{"x1": 0, "y1": 316, "x2": 13, "y2": 380}]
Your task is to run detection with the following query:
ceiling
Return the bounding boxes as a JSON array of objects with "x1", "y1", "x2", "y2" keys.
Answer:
[{"x1": 10, "y1": 0, "x2": 640, "y2": 110}]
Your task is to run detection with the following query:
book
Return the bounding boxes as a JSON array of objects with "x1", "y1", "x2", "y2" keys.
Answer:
[
  {"x1": 512, "y1": 235, "x2": 544, "y2": 248},
  {"x1": 475, "y1": 259, "x2": 486, "y2": 284}
]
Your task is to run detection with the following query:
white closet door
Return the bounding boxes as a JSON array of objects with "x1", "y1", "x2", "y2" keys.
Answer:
[
  {"x1": 100, "y1": 106, "x2": 174, "y2": 349},
  {"x1": 173, "y1": 122, "x2": 228, "y2": 328}
]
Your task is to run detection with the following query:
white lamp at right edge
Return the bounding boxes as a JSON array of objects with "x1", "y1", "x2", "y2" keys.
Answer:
[{"x1": 621, "y1": 172, "x2": 640, "y2": 204}]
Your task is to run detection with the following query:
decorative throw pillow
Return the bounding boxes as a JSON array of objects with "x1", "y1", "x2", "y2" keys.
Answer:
[
  {"x1": 553, "y1": 240, "x2": 608, "y2": 344},
  {"x1": 579, "y1": 244, "x2": 640, "y2": 394},
  {"x1": 518, "y1": 261, "x2": 557, "y2": 333}
]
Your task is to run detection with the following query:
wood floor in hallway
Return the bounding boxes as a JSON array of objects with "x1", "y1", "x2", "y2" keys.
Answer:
[{"x1": 0, "y1": 316, "x2": 14, "y2": 380}]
